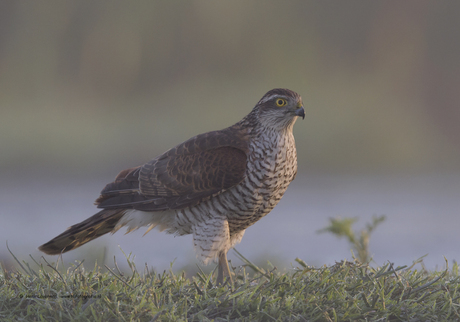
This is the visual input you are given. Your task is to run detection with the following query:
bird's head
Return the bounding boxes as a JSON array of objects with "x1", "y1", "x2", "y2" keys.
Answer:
[{"x1": 253, "y1": 88, "x2": 305, "y2": 131}]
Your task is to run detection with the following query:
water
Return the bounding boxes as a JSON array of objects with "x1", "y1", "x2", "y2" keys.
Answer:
[{"x1": 1, "y1": 173, "x2": 459, "y2": 273}]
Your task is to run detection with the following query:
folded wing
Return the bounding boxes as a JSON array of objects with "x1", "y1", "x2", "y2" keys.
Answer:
[{"x1": 95, "y1": 127, "x2": 249, "y2": 211}]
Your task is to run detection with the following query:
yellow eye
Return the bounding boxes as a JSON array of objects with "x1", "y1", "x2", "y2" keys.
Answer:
[{"x1": 275, "y1": 98, "x2": 287, "y2": 107}]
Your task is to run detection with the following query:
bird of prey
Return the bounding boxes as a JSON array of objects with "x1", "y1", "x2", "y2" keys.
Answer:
[{"x1": 39, "y1": 88, "x2": 305, "y2": 284}]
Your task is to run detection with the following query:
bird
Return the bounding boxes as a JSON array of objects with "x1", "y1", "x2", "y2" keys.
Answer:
[{"x1": 39, "y1": 88, "x2": 305, "y2": 284}]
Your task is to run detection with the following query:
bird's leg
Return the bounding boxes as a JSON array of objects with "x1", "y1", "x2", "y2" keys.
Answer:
[{"x1": 217, "y1": 250, "x2": 232, "y2": 285}]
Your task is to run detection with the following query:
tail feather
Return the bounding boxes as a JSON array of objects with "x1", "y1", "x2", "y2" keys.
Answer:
[{"x1": 39, "y1": 209, "x2": 126, "y2": 255}]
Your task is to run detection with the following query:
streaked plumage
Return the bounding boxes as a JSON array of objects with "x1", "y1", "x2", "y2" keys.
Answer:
[{"x1": 39, "y1": 88, "x2": 305, "y2": 284}]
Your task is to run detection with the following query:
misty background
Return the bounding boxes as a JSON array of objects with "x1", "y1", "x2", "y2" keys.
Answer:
[{"x1": 1, "y1": 1, "x2": 459, "y2": 274}]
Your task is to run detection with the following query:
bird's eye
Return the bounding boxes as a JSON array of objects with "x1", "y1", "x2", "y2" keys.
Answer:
[{"x1": 275, "y1": 98, "x2": 287, "y2": 107}]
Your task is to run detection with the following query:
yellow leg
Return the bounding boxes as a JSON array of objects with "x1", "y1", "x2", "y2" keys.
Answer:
[{"x1": 217, "y1": 251, "x2": 232, "y2": 285}]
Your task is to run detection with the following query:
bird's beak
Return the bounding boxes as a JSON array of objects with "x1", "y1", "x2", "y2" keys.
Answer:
[{"x1": 295, "y1": 106, "x2": 305, "y2": 120}]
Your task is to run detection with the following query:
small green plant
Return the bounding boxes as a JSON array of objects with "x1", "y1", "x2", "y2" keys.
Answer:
[{"x1": 318, "y1": 215, "x2": 386, "y2": 263}]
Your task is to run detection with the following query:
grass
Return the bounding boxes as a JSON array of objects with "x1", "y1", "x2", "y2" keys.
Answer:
[{"x1": 1, "y1": 248, "x2": 460, "y2": 321}]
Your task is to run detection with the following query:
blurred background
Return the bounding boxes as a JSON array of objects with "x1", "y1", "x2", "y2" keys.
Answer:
[{"x1": 1, "y1": 1, "x2": 459, "y2": 274}]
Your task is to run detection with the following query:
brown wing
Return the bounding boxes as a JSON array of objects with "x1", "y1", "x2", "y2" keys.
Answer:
[{"x1": 95, "y1": 126, "x2": 249, "y2": 211}]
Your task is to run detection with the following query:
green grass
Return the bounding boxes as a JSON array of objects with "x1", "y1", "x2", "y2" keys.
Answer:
[{"x1": 1, "y1": 249, "x2": 460, "y2": 321}]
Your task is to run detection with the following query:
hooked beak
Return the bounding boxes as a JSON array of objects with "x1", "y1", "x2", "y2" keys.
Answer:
[{"x1": 295, "y1": 106, "x2": 305, "y2": 120}]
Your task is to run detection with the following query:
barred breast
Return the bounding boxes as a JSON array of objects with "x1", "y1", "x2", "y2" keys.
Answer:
[{"x1": 226, "y1": 127, "x2": 298, "y2": 230}]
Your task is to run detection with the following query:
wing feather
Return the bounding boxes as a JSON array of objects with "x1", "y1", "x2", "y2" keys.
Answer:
[{"x1": 96, "y1": 127, "x2": 248, "y2": 211}]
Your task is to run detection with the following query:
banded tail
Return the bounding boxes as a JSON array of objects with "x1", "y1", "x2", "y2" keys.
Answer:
[{"x1": 39, "y1": 209, "x2": 126, "y2": 255}]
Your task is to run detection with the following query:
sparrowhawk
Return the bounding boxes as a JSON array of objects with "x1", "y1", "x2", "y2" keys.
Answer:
[{"x1": 39, "y1": 88, "x2": 305, "y2": 284}]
